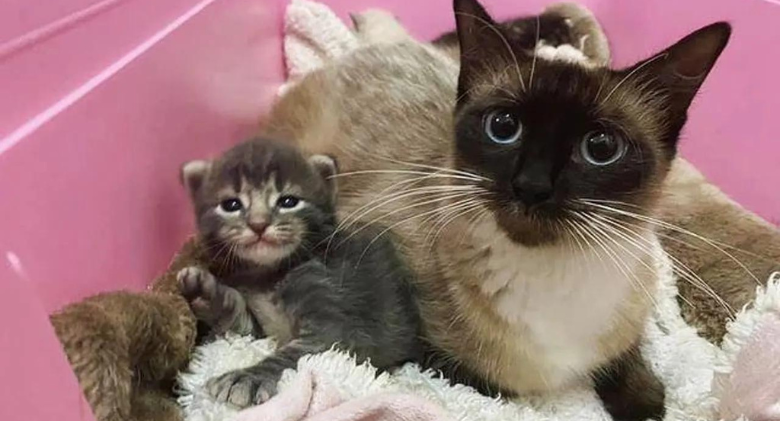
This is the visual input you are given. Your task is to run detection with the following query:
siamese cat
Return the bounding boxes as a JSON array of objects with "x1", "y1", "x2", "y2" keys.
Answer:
[{"x1": 261, "y1": 0, "x2": 776, "y2": 419}]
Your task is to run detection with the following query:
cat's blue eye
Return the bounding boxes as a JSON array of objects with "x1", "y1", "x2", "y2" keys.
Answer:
[
  {"x1": 580, "y1": 131, "x2": 626, "y2": 166},
  {"x1": 277, "y1": 195, "x2": 301, "y2": 209},
  {"x1": 219, "y1": 198, "x2": 243, "y2": 213},
  {"x1": 484, "y1": 109, "x2": 523, "y2": 145}
]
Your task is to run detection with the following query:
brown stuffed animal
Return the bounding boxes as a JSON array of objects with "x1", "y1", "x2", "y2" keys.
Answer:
[{"x1": 51, "y1": 238, "x2": 205, "y2": 421}]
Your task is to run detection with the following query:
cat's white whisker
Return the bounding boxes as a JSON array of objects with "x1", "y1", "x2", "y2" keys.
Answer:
[
  {"x1": 424, "y1": 198, "x2": 488, "y2": 249},
  {"x1": 572, "y1": 213, "x2": 659, "y2": 310},
  {"x1": 353, "y1": 200, "x2": 483, "y2": 267},
  {"x1": 585, "y1": 198, "x2": 776, "y2": 263},
  {"x1": 339, "y1": 190, "x2": 483, "y2": 249},
  {"x1": 455, "y1": 12, "x2": 527, "y2": 93},
  {"x1": 455, "y1": 206, "x2": 492, "y2": 247},
  {"x1": 598, "y1": 53, "x2": 668, "y2": 105},
  {"x1": 563, "y1": 219, "x2": 599, "y2": 281},
  {"x1": 332, "y1": 169, "x2": 485, "y2": 183},
  {"x1": 335, "y1": 185, "x2": 481, "y2": 234},
  {"x1": 591, "y1": 211, "x2": 735, "y2": 317},
  {"x1": 580, "y1": 199, "x2": 761, "y2": 285},
  {"x1": 529, "y1": 15, "x2": 541, "y2": 90},
  {"x1": 594, "y1": 212, "x2": 733, "y2": 315},
  {"x1": 582, "y1": 212, "x2": 672, "y2": 310}
]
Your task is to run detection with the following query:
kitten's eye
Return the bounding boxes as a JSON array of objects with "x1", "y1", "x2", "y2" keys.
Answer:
[
  {"x1": 219, "y1": 198, "x2": 243, "y2": 213},
  {"x1": 276, "y1": 195, "x2": 301, "y2": 209},
  {"x1": 580, "y1": 131, "x2": 626, "y2": 166},
  {"x1": 484, "y1": 109, "x2": 523, "y2": 145}
]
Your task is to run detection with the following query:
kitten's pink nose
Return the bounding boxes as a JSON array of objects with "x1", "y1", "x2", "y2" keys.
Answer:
[{"x1": 248, "y1": 221, "x2": 269, "y2": 236}]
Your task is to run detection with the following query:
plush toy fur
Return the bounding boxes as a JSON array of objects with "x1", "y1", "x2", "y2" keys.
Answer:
[{"x1": 51, "y1": 239, "x2": 205, "y2": 421}]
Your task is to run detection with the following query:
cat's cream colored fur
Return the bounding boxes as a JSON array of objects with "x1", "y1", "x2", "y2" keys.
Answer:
[
  {"x1": 263, "y1": 40, "x2": 659, "y2": 393},
  {"x1": 264, "y1": 4, "x2": 778, "y2": 397}
]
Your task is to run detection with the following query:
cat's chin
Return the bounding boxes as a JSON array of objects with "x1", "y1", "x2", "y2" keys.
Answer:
[{"x1": 492, "y1": 205, "x2": 567, "y2": 247}]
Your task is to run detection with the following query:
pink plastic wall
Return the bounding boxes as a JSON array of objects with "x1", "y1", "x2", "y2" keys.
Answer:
[
  {"x1": 0, "y1": 0, "x2": 284, "y2": 420},
  {"x1": 0, "y1": 1, "x2": 778, "y2": 421},
  {"x1": 0, "y1": 0, "x2": 284, "y2": 312}
]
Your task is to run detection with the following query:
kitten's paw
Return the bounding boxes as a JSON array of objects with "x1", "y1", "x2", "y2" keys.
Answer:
[
  {"x1": 542, "y1": 2, "x2": 610, "y2": 66},
  {"x1": 206, "y1": 369, "x2": 280, "y2": 408},
  {"x1": 177, "y1": 266, "x2": 218, "y2": 302}
]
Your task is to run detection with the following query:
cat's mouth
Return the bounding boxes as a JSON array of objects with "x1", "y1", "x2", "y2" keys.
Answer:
[{"x1": 491, "y1": 200, "x2": 572, "y2": 246}]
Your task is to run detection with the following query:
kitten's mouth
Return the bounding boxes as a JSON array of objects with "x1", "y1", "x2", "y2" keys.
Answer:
[
  {"x1": 246, "y1": 235, "x2": 285, "y2": 248},
  {"x1": 235, "y1": 234, "x2": 297, "y2": 265}
]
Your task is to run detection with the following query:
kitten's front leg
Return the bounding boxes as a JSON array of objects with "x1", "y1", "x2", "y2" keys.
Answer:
[
  {"x1": 205, "y1": 338, "x2": 326, "y2": 408},
  {"x1": 207, "y1": 261, "x2": 336, "y2": 407},
  {"x1": 177, "y1": 266, "x2": 255, "y2": 335}
]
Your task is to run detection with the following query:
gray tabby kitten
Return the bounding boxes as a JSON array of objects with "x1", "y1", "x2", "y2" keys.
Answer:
[{"x1": 177, "y1": 137, "x2": 421, "y2": 408}]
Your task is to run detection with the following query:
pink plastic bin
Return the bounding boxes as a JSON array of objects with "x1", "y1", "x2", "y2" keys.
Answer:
[{"x1": 0, "y1": 1, "x2": 778, "y2": 420}]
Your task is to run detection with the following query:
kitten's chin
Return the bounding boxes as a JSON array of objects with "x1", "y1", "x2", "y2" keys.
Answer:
[{"x1": 237, "y1": 241, "x2": 297, "y2": 266}]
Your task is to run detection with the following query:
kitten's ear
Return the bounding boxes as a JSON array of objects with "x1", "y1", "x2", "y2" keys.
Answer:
[
  {"x1": 626, "y1": 22, "x2": 731, "y2": 116},
  {"x1": 180, "y1": 160, "x2": 211, "y2": 198},
  {"x1": 308, "y1": 154, "x2": 338, "y2": 202},
  {"x1": 454, "y1": 0, "x2": 513, "y2": 104}
]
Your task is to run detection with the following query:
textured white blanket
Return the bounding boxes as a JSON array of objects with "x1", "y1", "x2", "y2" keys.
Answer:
[
  {"x1": 177, "y1": 2, "x2": 780, "y2": 420},
  {"x1": 178, "y1": 265, "x2": 780, "y2": 421}
]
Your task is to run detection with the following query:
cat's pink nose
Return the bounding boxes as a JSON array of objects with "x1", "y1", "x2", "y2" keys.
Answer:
[{"x1": 248, "y1": 221, "x2": 269, "y2": 235}]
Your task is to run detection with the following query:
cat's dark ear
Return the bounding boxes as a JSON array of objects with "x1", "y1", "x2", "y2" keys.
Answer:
[
  {"x1": 454, "y1": 0, "x2": 514, "y2": 105},
  {"x1": 180, "y1": 160, "x2": 211, "y2": 198},
  {"x1": 626, "y1": 22, "x2": 731, "y2": 117},
  {"x1": 308, "y1": 154, "x2": 338, "y2": 202}
]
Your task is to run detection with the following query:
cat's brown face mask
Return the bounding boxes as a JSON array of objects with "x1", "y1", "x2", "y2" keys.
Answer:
[{"x1": 451, "y1": 0, "x2": 731, "y2": 246}]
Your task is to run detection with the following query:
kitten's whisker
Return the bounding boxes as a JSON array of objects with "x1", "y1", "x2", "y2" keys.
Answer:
[
  {"x1": 579, "y1": 199, "x2": 762, "y2": 285},
  {"x1": 209, "y1": 241, "x2": 234, "y2": 268}
]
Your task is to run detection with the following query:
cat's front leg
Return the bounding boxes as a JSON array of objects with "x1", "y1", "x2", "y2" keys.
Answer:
[
  {"x1": 205, "y1": 338, "x2": 326, "y2": 408},
  {"x1": 176, "y1": 266, "x2": 255, "y2": 335},
  {"x1": 594, "y1": 343, "x2": 666, "y2": 421}
]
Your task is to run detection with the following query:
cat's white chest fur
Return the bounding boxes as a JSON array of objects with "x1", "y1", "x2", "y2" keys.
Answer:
[{"x1": 471, "y1": 218, "x2": 654, "y2": 387}]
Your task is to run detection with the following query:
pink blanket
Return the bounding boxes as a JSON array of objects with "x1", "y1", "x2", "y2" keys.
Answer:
[
  {"x1": 718, "y1": 313, "x2": 780, "y2": 421},
  {"x1": 236, "y1": 371, "x2": 453, "y2": 421}
]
